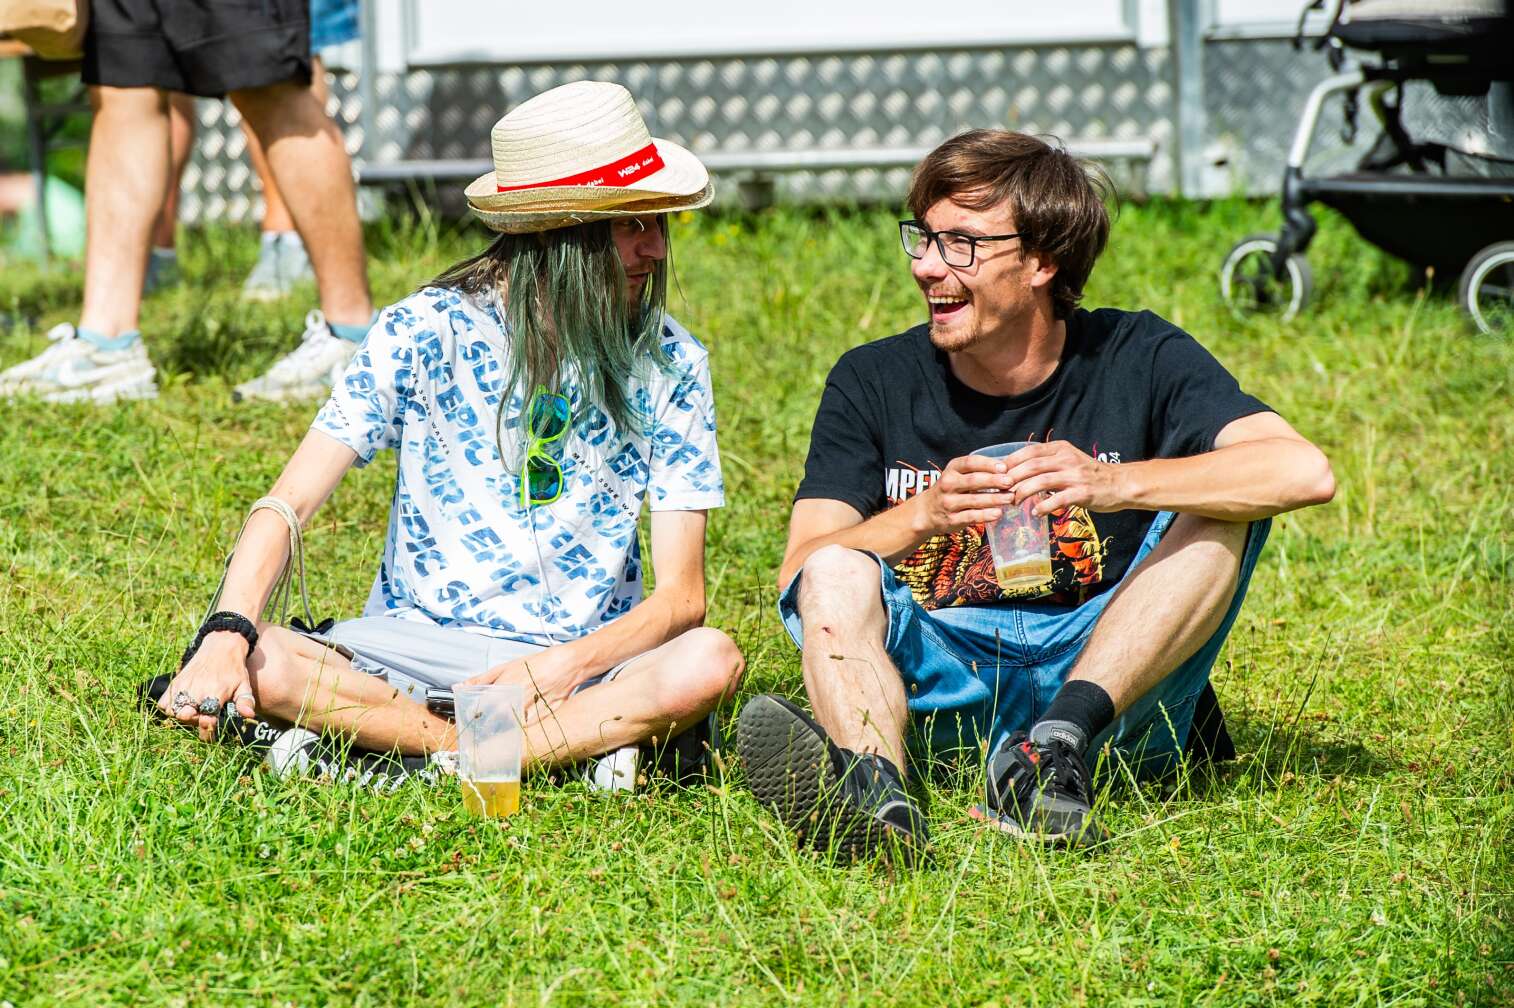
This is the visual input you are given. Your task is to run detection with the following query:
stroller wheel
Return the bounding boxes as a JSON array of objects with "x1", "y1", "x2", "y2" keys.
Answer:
[
  {"x1": 1219, "y1": 234, "x2": 1313, "y2": 322},
  {"x1": 1458, "y1": 242, "x2": 1514, "y2": 336}
]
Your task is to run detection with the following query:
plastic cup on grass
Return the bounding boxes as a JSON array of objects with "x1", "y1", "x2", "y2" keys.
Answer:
[{"x1": 453, "y1": 684, "x2": 525, "y2": 817}]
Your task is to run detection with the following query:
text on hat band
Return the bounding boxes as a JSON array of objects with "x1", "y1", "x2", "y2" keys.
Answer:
[{"x1": 496, "y1": 142, "x2": 666, "y2": 193}]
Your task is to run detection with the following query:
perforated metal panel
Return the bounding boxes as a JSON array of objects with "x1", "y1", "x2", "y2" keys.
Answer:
[
  {"x1": 172, "y1": 35, "x2": 1510, "y2": 223},
  {"x1": 177, "y1": 44, "x2": 1176, "y2": 224}
]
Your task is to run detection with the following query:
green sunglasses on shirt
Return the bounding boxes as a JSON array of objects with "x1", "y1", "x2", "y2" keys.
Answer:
[{"x1": 520, "y1": 385, "x2": 572, "y2": 509}]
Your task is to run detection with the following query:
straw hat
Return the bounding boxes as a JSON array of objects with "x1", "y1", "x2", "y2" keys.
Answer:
[{"x1": 465, "y1": 81, "x2": 713, "y2": 233}]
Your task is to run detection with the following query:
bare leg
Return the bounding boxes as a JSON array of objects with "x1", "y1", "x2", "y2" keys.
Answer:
[
  {"x1": 250, "y1": 626, "x2": 455, "y2": 753},
  {"x1": 151, "y1": 93, "x2": 195, "y2": 250},
  {"x1": 792, "y1": 545, "x2": 909, "y2": 770},
  {"x1": 241, "y1": 57, "x2": 328, "y2": 235},
  {"x1": 523, "y1": 627, "x2": 743, "y2": 768},
  {"x1": 1063, "y1": 514, "x2": 1249, "y2": 712},
  {"x1": 228, "y1": 79, "x2": 372, "y2": 327},
  {"x1": 249, "y1": 625, "x2": 743, "y2": 768},
  {"x1": 78, "y1": 86, "x2": 170, "y2": 337}
]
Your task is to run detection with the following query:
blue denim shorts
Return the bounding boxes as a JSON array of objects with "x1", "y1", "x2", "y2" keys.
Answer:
[{"x1": 778, "y1": 512, "x2": 1271, "y2": 779}]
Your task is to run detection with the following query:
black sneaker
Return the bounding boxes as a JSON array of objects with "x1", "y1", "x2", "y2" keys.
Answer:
[
  {"x1": 976, "y1": 732, "x2": 1109, "y2": 847},
  {"x1": 736, "y1": 694, "x2": 927, "y2": 865}
]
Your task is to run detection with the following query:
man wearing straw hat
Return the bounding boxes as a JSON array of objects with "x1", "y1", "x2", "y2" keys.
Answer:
[{"x1": 143, "y1": 81, "x2": 742, "y2": 791}]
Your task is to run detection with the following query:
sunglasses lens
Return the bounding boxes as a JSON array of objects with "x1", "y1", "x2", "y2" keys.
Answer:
[
  {"x1": 526, "y1": 455, "x2": 563, "y2": 503},
  {"x1": 528, "y1": 392, "x2": 570, "y2": 441}
]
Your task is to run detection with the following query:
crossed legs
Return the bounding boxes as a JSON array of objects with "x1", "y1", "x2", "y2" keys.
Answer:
[
  {"x1": 247, "y1": 625, "x2": 744, "y2": 770},
  {"x1": 794, "y1": 514, "x2": 1251, "y2": 771}
]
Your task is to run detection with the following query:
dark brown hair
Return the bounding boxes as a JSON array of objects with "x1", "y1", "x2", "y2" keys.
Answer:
[{"x1": 907, "y1": 130, "x2": 1113, "y2": 319}]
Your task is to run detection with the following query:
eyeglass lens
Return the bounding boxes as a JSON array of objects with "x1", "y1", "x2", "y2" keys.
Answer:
[{"x1": 901, "y1": 223, "x2": 977, "y2": 267}]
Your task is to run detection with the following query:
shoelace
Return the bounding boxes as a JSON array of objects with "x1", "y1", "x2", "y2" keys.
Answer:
[
  {"x1": 992, "y1": 737, "x2": 1093, "y2": 810},
  {"x1": 268, "y1": 310, "x2": 337, "y2": 377}
]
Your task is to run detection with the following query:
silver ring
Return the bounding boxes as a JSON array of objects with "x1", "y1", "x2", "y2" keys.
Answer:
[
  {"x1": 197, "y1": 696, "x2": 222, "y2": 716},
  {"x1": 173, "y1": 690, "x2": 194, "y2": 710},
  {"x1": 234, "y1": 691, "x2": 255, "y2": 702}
]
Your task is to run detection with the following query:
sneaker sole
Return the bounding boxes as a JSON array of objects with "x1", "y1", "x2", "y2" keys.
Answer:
[
  {"x1": 240, "y1": 286, "x2": 292, "y2": 304},
  {"x1": 967, "y1": 802, "x2": 1110, "y2": 848},
  {"x1": 38, "y1": 375, "x2": 158, "y2": 405},
  {"x1": 231, "y1": 383, "x2": 331, "y2": 404},
  {"x1": 737, "y1": 694, "x2": 923, "y2": 865}
]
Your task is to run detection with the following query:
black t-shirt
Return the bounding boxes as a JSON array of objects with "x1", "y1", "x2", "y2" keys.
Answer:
[{"x1": 796, "y1": 307, "x2": 1271, "y2": 610}]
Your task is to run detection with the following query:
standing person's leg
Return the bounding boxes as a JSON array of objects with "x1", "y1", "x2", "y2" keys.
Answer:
[
  {"x1": 226, "y1": 77, "x2": 374, "y2": 402},
  {"x1": 980, "y1": 512, "x2": 1269, "y2": 845},
  {"x1": 79, "y1": 86, "x2": 170, "y2": 337},
  {"x1": 238, "y1": 57, "x2": 325, "y2": 300},
  {"x1": 229, "y1": 80, "x2": 371, "y2": 328},
  {"x1": 143, "y1": 92, "x2": 195, "y2": 293},
  {"x1": 0, "y1": 84, "x2": 166, "y2": 404}
]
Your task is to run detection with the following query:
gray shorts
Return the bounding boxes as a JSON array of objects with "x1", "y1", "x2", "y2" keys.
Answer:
[{"x1": 297, "y1": 616, "x2": 636, "y2": 704}]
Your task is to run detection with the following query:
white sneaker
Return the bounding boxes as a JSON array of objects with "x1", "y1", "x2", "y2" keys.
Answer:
[
  {"x1": 587, "y1": 745, "x2": 641, "y2": 792},
  {"x1": 0, "y1": 323, "x2": 158, "y2": 404},
  {"x1": 232, "y1": 309, "x2": 357, "y2": 403},
  {"x1": 241, "y1": 232, "x2": 314, "y2": 303}
]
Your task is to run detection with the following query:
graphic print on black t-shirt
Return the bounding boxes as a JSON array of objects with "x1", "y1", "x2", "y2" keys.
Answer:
[
  {"x1": 880, "y1": 442, "x2": 1112, "y2": 608},
  {"x1": 795, "y1": 308, "x2": 1272, "y2": 610}
]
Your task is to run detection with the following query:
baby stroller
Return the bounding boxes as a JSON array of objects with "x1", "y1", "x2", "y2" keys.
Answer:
[{"x1": 1219, "y1": 0, "x2": 1514, "y2": 334}]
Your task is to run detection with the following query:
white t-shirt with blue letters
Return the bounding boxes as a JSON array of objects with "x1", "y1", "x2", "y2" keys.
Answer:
[{"x1": 312, "y1": 286, "x2": 724, "y2": 647}]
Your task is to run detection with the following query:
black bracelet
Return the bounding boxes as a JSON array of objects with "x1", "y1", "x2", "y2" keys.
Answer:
[{"x1": 179, "y1": 611, "x2": 259, "y2": 669}]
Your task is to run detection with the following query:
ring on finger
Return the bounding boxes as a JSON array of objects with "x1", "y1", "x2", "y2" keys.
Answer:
[
  {"x1": 173, "y1": 690, "x2": 194, "y2": 710},
  {"x1": 197, "y1": 696, "x2": 222, "y2": 716}
]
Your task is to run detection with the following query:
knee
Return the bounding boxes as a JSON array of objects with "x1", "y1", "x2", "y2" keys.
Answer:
[
  {"x1": 246, "y1": 625, "x2": 306, "y2": 712},
  {"x1": 796, "y1": 545, "x2": 882, "y2": 618},
  {"x1": 655, "y1": 627, "x2": 744, "y2": 721},
  {"x1": 229, "y1": 82, "x2": 315, "y2": 131}
]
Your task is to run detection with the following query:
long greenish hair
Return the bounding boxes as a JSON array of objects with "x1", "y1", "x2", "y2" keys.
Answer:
[{"x1": 430, "y1": 219, "x2": 671, "y2": 449}]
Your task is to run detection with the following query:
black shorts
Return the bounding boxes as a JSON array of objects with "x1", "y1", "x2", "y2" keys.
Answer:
[{"x1": 83, "y1": 0, "x2": 311, "y2": 98}]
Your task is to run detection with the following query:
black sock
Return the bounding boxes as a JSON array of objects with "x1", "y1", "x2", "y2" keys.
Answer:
[{"x1": 1031, "y1": 680, "x2": 1115, "y2": 755}]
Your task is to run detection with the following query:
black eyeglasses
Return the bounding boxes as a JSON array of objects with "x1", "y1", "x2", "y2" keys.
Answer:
[{"x1": 899, "y1": 220, "x2": 1021, "y2": 268}]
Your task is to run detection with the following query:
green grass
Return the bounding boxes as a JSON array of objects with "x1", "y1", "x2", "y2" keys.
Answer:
[{"x1": 0, "y1": 200, "x2": 1509, "y2": 1007}]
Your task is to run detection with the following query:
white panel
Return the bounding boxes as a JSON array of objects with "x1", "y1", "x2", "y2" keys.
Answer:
[
  {"x1": 404, "y1": 0, "x2": 1135, "y2": 65},
  {"x1": 1211, "y1": 0, "x2": 1325, "y2": 37}
]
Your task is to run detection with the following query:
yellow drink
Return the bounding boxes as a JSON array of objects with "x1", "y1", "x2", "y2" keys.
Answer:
[
  {"x1": 995, "y1": 557, "x2": 1054, "y2": 591},
  {"x1": 460, "y1": 778, "x2": 521, "y2": 818}
]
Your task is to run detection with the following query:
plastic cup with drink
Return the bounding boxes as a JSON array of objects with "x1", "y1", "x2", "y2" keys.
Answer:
[
  {"x1": 976, "y1": 441, "x2": 1054, "y2": 592},
  {"x1": 453, "y1": 683, "x2": 525, "y2": 817}
]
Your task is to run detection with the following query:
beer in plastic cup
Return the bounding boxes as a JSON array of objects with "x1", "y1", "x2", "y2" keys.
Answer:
[
  {"x1": 453, "y1": 683, "x2": 524, "y2": 818},
  {"x1": 975, "y1": 442, "x2": 1054, "y2": 592}
]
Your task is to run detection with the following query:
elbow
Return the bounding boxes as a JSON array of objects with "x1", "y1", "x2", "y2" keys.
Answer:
[
  {"x1": 679, "y1": 594, "x2": 707, "y2": 632},
  {"x1": 1302, "y1": 449, "x2": 1336, "y2": 507}
]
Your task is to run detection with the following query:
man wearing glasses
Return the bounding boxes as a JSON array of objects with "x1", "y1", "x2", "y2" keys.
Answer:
[
  {"x1": 146, "y1": 82, "x2": 741, "y2": 791},
  {"x1": 737, "y1": 129, "x2": 1334, "y2": 862}
]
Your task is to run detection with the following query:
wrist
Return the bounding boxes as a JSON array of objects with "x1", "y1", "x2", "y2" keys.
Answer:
[
  {"x1": 906, "y1": 491, "x2": 940, "y2": 539},
  {"x1": 202, "y1": 629, "x2": 253, "y2": 657},
  {"x1": 1110, "y1": 461, "x2": 1141, "y2": 510}
]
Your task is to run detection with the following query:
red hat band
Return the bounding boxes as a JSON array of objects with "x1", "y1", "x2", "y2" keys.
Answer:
[{"x1": 496, "y1": 142, "x2": 665, "y2": 194}]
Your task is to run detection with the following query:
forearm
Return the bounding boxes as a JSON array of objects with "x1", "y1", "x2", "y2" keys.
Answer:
[
  {"x1": 779, "y1": 497, "x2": 929, "y2": 587},
  {"x1": 547, "y1": 585, "x2": 706, "y2": 685},
  {"x1": 1115, "y1": 438, "x2": 1335, "y2": 521},
  {"x1": 201, "y1": 431, "x2": 355, "y2": 628}
]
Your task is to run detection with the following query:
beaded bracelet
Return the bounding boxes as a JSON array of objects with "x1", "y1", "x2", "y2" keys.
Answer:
[{"x1": 179, "y1": 610, "x2": 259, "y2": 669}]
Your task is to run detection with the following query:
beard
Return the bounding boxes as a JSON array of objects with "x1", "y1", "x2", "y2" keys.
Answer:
[{"x1": 927, "y1": 310, "x2": 983, "y2": 353}]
